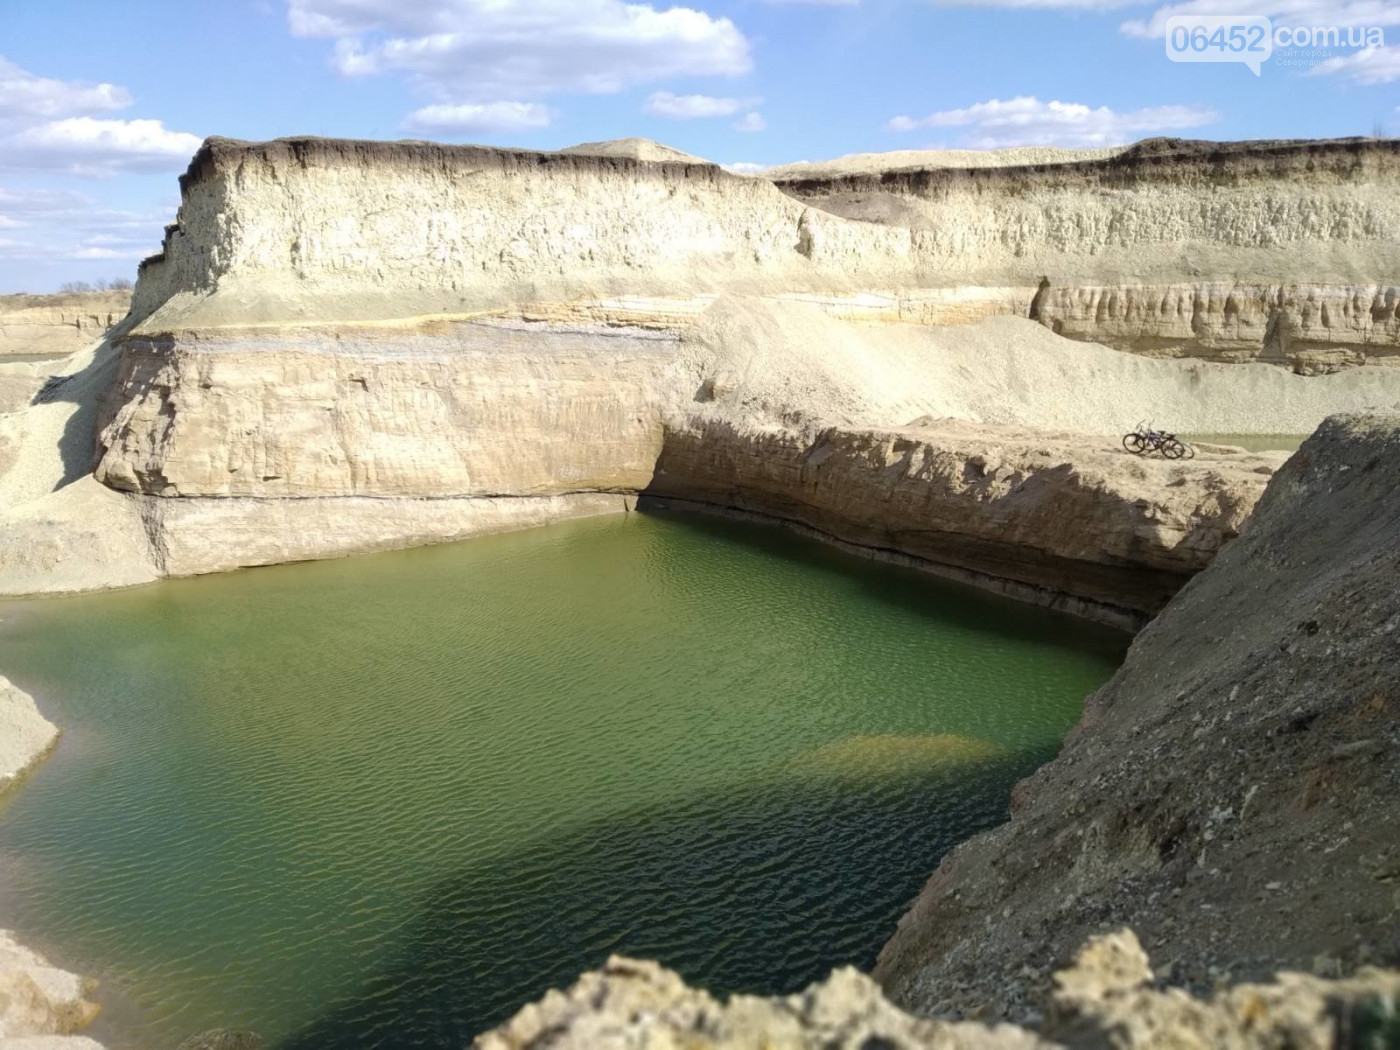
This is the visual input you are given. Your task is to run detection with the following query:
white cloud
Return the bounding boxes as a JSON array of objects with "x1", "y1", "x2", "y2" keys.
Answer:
[
  {"x1": 68, "y1": 245, "x2": 146, "y2": 260},
  {"x1": 1120, "y1": 0, "x2": 1400, "y2": 36},
  {"x1": 723, "y1": 161, "x2": 769, "y2": 174},
  {"x1": 761, "y1": 0, "x2": 858, "y2": 5},
  {"x1": 0, "y1": 232, "x2": 161, "y2": 262},
  {"x1": 1308, "y1": 44, "x2": 1400, "y2": 83},
  {"x1": 1, "y1": 117, "x2": 203, "y2": 177},
  {"x1": 404, "y1": 101, "x2": 553, "y2": 131},
  {"x1": 0, "y1": 60, "x2": 186, "y2": 287},
  {"x1": 888, "y1": 96, "x2": 1217, "y2": 147},
  {"x1": 645, "y1": 91, "x2": 753, "y2": 119},
  {"x1": 734, "y1": 111, "x2": 767, "y2": 132},
  {"x1": 0, "y1": 57, "x2": 132, "y2": 123},
  {"x1": 288, "y1": 0, "x2": 751, "y2": 101}
]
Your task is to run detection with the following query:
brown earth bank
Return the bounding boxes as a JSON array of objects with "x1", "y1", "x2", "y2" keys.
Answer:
[{"x1": 874, "y1": 411, "x2": 1400, "y2": 1020}]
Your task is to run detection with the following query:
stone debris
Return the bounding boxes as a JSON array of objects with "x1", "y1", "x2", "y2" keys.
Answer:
[
  {"x1": 0, "y1": 931, "x2": 101, "y2": 1047},
  {"x1": 473, "y1": 930, "x2": 1400, "y2": 1049},
  {"x1": 0, "y1": 676, "x2": 59, "y2": 793}
]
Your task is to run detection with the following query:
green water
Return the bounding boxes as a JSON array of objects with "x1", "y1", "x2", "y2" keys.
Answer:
[
  {"x1": 1184, "y1": 433, "x2": 1308, "y2": 453},
  {"x1": 0, "y1": 511, "x2": 1126, "y2": 1050}
]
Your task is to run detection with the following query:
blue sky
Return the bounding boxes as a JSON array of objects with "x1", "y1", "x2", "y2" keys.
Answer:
[{"x1": 0, "y1": 0, "x2": 1396, "y2": 293}]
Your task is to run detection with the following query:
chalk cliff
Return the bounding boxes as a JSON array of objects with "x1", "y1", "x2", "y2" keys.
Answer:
[
  {"x1": 0, "y1": 136, "x2": 1396, "y2": 614},
  {"x1": 3, "y1": 136, "x2": 1400, "y2": 1049},
  {"x1": 776, "y1": 138, "x2": 1400, "y2": 368}
]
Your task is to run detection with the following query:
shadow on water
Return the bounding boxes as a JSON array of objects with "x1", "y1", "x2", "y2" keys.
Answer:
[
  {"x1": 635, "y1": 505, "x2": 1132, "y2": 655},
  {"x1": 275, "y1": 746, "x2": 1052, "y2": 1050}
]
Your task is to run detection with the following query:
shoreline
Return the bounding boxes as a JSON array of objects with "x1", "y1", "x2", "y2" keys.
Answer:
[{"x1": 0, "y1": 674, "x2": 105, "y2": 1047}]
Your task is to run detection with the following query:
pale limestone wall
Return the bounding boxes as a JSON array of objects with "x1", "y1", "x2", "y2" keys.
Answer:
[
  {"x1": 776, "y1": 140, "x2": 1400, "y2": 287},
  {"x1": 131, "y1": 139, "x2": 840, "y2": 329},
  {"x1": 95, "y1": 322, "x2": 674, "y2": 498},
  {"x1": 130, "y1": 137, "x2": 1400, "y2": 366},
  {"x1": 1033, "y1": 282, "x2": 1400, "y2": 370}
]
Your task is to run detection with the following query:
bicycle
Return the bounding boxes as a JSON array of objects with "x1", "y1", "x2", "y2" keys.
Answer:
[{"x1": 1123, "y1": 421, "x2": 1194, "y2": 460}]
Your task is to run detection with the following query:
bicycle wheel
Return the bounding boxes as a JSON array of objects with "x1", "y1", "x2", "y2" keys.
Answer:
[
  {"x1": 1122, "y1": 433, "x2": 1145, "y2": 454},
  {"x1": 1162, "y1": 439, "x2": 1186, "y2": 460}
]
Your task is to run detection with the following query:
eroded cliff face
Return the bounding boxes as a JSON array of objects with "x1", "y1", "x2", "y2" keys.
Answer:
[
  {"x1": 95, "y1": 322, "x2": 671, "y2": 498},
  {"x1": 2, "y1": 136, "x2": 1398, "y2": 607},
  {"x1": 777, "y1": 138, "x2": 1400, "y2": 367},
  {"x1": 1031, "y1": 282, "x2": 1400, "y2": 372},
  {"x1": 0, "y1": 291, "x2": 130, "y2": 357},
  {"x1": 873, "y1": 411, "x2": 1400, "y2": 1019},
  {"x1": 128, "y1": 136, "x2": 1400, "y2": 368}
]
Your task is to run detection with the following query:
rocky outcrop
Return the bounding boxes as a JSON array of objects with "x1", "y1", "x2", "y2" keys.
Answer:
[
  {"x1": 0, "y1": 932, "x2": 103, "y2": 1049},
  {"x1": 473, "y1": 930, "x2": 1400, "y2": 1049},
  {"x1": 0, "y1": 292, "x2": 130, "y2": 357},
  {"x1": 644, "y1": 417, "x2": 1279, "y2": 627},
  {"x1": 873, "y1": 412, "x2": 1400, "y2": 1019},
  {"x1": 140, "y1": 491, "x2": 635, "y2": 577},
  {"x1": 0, "y1": 675, "x2": 59, "y2": 793},
  {"x1": 1031, "y1": 283, "x2": 1400, "y2": 372}
]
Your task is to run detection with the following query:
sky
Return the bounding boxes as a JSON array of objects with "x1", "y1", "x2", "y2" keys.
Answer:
[{"x1": 0, "y1": 0, "x2": 1396, "y2": 293}]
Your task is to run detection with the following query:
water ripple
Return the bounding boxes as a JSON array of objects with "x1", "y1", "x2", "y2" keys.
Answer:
[{"x1": 0, "y1": 511, "x2": 1125, "y2": 1050}]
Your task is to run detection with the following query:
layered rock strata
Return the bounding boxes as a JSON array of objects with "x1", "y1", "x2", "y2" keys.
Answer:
[
  {"x1": 128, "y1": 137, "x2": 1400, "y2": 361},
  {"x1": 775, "y1": 138, "x2": 1400, "y2": 368},
  {"x1": 873, "y1": 411, "x2": 1400, "y2": 1018},
  {"x1": 0, "y1": 292, "x2": 130, "y2": 357},
  {"x1": 1030, "y1": 283, "x2": 1400, "y2": 372},
  {"x1": 94, "y1": 321, "x2": 672, "y2": 499}
]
